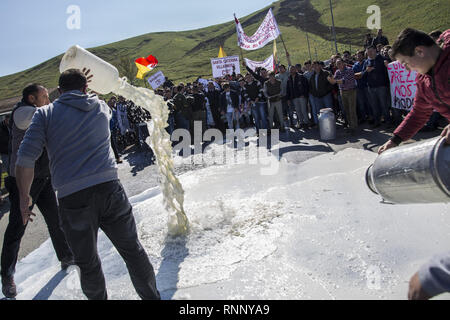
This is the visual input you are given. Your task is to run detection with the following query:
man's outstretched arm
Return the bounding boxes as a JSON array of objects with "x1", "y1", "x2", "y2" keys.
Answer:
[{"x1": 15, "y1": 166, "x2": 36, "y2": 225}]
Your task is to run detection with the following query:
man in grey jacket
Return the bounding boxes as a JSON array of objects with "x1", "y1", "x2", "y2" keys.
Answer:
[{"x1": 15, "y1": 69, "x2": 160, "y2": 300}]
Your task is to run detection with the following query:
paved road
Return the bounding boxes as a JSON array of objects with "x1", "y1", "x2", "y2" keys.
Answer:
[{"x1": 0, "y1": 122, "x2": 442, "y2": 263}]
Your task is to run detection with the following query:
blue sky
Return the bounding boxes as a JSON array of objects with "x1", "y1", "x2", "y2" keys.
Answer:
[{"x1": 0, "y1": 0, "x2": 274, "y2": 77}]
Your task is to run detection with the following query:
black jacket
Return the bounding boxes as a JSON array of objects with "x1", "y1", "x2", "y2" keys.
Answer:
[
  {"x1": 9, "y1": 103, "x2": 50, "y2": 179},
  {"x1": 309, "y1": 70, "x2": 333, "y2": 98},
  {"x1": 0, "y1": 119, "x2": 10, "y2": 155},
  {"x1": 243, "y1": 81, "x2": 263, "y2": 102},
  {"x1": 220, "y1": 90, "x2": 239, "y2": 113},
  {"x1": 191, "y1": 92, "x2": 206, "y2": 112},
  {"x1": 245, "y1": 66, "x2": 267, "y2": 102},
  {"x1": 205, "y1": 90, "x2": 221, "y2": 114},
  {"x1": 286, "y1": 73, "x2": 309, "y2": 100}
]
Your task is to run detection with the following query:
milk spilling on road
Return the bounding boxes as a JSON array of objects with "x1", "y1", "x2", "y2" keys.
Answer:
[{"x1": 8, "y1": 147, "x2": 450, "y2": 300}]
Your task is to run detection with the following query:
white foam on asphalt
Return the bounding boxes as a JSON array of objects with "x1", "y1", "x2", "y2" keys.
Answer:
[{"x1": 4, "y1": 146, "x2": 450, "y2": 300}]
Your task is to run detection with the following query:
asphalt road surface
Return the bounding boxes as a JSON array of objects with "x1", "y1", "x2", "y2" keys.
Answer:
[{"x1": 0, "y1": 122, "x2": 443, "y2": 263}]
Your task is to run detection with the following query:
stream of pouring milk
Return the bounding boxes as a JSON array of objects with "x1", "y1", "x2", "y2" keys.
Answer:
[
  {"x1": 115, "y1": 80, "x2": 189, "y2": 236},
  {"x1": 58, "y1": 45, "x2": 189, "y2": 236}
]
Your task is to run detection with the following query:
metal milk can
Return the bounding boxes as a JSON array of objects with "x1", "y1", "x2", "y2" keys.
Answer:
[
  {"x1": 366, "y1": 137, "x2": 450, "y2": 204},
  {"x1": 319, "y1": 108, "x2": 336, "y2": 141}
]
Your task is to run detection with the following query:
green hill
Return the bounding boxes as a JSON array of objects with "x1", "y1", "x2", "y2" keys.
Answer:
[{"x1": 0, "y1": 0, "x2": 448, "y2": 103}]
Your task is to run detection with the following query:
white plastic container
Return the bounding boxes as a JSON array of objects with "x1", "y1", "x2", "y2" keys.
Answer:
[{"x1": 59, "y1": 45, "x2": 122, "y2": 94}]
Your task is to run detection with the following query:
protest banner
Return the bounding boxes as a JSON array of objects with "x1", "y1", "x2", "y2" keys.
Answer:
[
  {"x1": 387, "y1": 61, "x2": 418, "y2": 111},
  {"x1": 211, "y1": 56, "x2": 240, "y2": 78},
  {"x1": 147, "y1": 71, "x2": 165, "y2": 89},
  {"x1": 235, "y1": 8, "x2": 281, "y2": 51},
  {"x1": 244, "y1": 55, "x2": 274, "y2": 72},
  {"x1": 198, "y1": 78, "x2": 221, "y2": 91}
]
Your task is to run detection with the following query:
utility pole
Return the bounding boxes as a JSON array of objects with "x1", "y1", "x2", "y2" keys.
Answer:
[
  {"x1": 314, "y1": 40, "x2": 318, "y2": 60},
  {"x1": 329, "y1": 0, "x2": 338, "y2": 54},
  {"x1": 299, "y1": 12, "x2": 312, "y2": 62}
]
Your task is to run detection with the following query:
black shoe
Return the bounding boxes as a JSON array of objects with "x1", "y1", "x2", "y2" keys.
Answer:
[
  {"x1": 371, "y1": 122, "x2": 381, "y2": 129},
  {"x1": 2, "y1": 277, "x2": 17, "y2": 299},
  {"x1": 61, "y1": 257, "x2": 76, "y2": 270}
]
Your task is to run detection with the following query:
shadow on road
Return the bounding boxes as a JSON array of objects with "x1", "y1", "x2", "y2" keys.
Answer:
[
  {"x1": 32, "y1": 270, "x2": 68, "y2": 300},
  {"x1": 156, "y1": 235, "x2": 189, "y2": 300},
  {"x1": 123, "y1": 145, "x2": 155, "y2": 177}
]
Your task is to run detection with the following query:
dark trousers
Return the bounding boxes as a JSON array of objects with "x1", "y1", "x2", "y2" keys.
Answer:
[
  {"x1": 110, "y1": 130, "x2": 120, "y2": 160},
  {"x1": 58, "y1": 180, "x2": 160, "y2": 300},
  {"x1": 1, "y1": 177, "x2": 73, "y2": 278}
]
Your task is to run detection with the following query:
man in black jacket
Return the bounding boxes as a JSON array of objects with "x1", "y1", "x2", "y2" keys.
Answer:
[
  {"x1": 244, "y1": 73, "x2": 267, "y2": 133},
  {"x1": 372, "y1": 29, "x2": 389, "y2": 47},
  {"x1": 286, "y1": 66, "x2": 310, "y2": 129},
  {"x1": 173, "y1": 85, "x2": 191, "y2": 131},
  {"x1": 0, "y1": 115, "x2": 10, "y2": 205},
  {"x1": 0, "y1": 115, "x2": 10, "y2": 181},
  {"x1": 205, "y1": 82, "x2": 225, "y2": 133},
  {"x1": 220, "y1": 83, "x2": 240, "y2": 130},
  {"x1": 190, "y1": 85, "x2": 207, "y2": 135},
  {"x1": 245, "y1": 63, "x2": 269, "y2": 131},
  {"x1": 1, "y1": 84, "x2": 74, "y2": 299},
  {"x1": 309, "y1": 61, "x2": 334, "y2": 119}
]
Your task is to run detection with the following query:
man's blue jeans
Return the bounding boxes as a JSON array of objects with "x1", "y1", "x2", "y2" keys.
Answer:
[
  {"x1": 311, "y1": 93, "x2": 333, "y2": 115},
  {"x1": 367, "y1": 86, "x2": 391, "y2": 124},
  {"x1": 251, "y1": 102, "x2": 268, "y2": 131},
  {"x1": 356, "y1": 87, "x2": 372, "y2": 120}
]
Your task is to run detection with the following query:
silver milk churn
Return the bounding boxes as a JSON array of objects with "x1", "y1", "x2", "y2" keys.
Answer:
[
  {"x1": 319, "y1": 108, "x2": 336, "y2": 141},
  {"x1": 366, "y1": 137, "x2": 450, "y2": 204}
]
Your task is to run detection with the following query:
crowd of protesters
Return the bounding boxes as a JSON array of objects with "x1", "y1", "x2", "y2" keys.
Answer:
[
  {"x1": 148, "y1": 28, "x2": 447, "y2": 144},
  {"x1": 0, "y1": 27, "x2": 448, "y2": 301}
]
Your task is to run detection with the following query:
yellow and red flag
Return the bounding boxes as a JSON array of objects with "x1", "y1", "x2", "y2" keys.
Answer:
[{"x1": 135, "y1": 55, "x2": 158, "y2": 79}]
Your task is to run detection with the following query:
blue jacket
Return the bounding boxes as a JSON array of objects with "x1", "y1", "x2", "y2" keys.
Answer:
[
  {"x1": 362, "y1": 54, "x2": 389, "y2": 88},
  {"x1": 16, "y1": 91, "x2": 118, "y2": 198},
  {"x1": 110, "y1": 109, "x2": 118, "y2": 131},
  {"x1": 352, "y1": 60, "x2": 368, "y2": 89}
]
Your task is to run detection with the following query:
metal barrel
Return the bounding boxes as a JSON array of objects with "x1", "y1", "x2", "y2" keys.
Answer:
[
  {"x1": 366, "y1": 137, "x2": 450, "y2": 204},
  {"x1": 319, "y1": 108, "x2": 336, "y2": 141}
]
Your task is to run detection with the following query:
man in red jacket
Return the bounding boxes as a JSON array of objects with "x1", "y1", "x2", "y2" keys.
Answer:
[
  {"x1": 378, "y1": 28, "x2": 450, "y2": 154},
  {"x1": 378, "y1": 28, "x2": 450, "y2": 300}
]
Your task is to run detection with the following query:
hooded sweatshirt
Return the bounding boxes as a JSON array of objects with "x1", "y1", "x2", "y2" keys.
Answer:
[{"x1": 16, "y1": 91, "x2": 117, "y2": 198}]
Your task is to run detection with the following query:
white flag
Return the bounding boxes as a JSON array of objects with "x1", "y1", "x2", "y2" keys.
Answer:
[
  {"x1": 235, "y1": 8, "x2": 281, "y2": 51},
  {"x1": 244, "y1": 55, "x2": 274, "y2": 72}
]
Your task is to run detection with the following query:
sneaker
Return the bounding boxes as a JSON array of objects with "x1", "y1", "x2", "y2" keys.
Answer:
[
  {"x1": 2, "y1": 277, "x2": 17, "y2": 299},
  {"x1": 61, "y1": 257, "x2": 76, "y2": 270}
]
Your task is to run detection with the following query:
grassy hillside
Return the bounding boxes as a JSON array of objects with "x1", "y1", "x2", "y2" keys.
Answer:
[{"x1": 0, "y1": 0, "x2": 448, "y2": 102}]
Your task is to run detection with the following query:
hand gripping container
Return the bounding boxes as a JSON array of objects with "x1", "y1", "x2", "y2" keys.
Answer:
[{"x1": 59, "y1": 45, "x2": 122, "y2": 94}]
